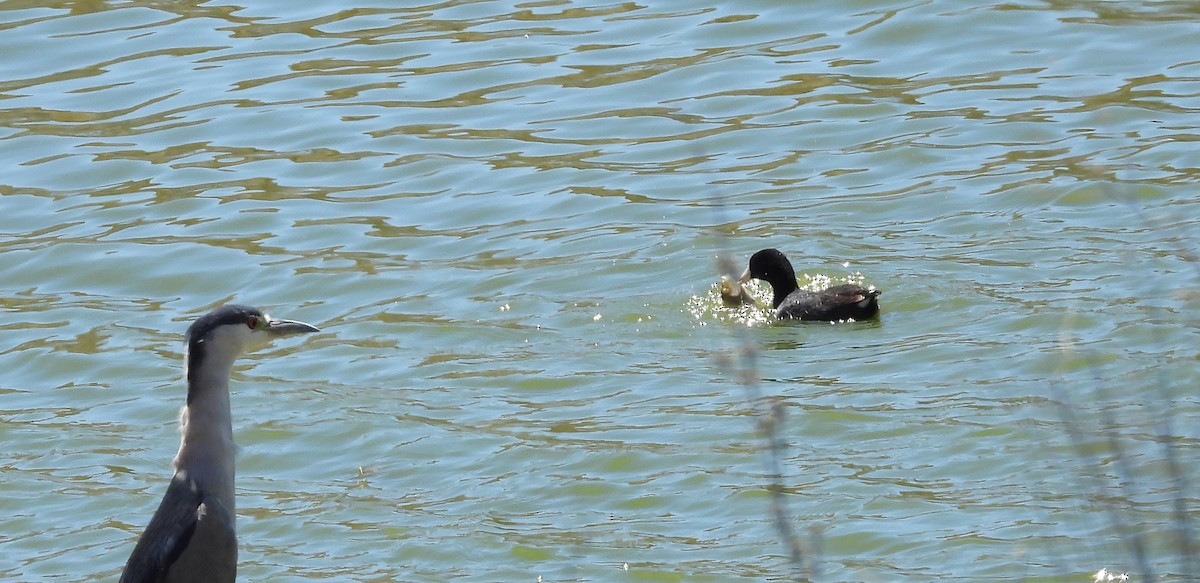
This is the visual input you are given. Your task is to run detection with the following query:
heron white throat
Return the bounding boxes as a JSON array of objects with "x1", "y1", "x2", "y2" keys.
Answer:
[{"x1": 120, "y1": 305, "x2": 318, "y2": 583}]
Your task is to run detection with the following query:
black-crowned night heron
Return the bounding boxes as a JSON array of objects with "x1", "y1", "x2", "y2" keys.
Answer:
[
  {"x1": 739, "y1": 248, "x2": 880, "y2": 321},
  {"x1": 120, "y1": 305, "x2": 318, "y2": 583}
]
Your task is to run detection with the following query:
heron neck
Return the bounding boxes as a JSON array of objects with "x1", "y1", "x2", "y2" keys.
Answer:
[{"x1": 173, "y1": 359, "x2": 237, "y2": 514}]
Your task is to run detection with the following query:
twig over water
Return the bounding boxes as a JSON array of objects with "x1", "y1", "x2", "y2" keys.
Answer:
[{"x1": 717, "y1": 250, "x2": 817, "y2": 581}]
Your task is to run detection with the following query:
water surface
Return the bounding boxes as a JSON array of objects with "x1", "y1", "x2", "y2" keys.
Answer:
[{"x1": 1, "y1": 1, "x2": 1197, "y2": 581}]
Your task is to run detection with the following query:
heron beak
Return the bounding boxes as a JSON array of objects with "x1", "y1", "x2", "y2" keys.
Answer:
[
  {"x1": 737, "y1": 267, "x2": 752, "y2": 284},
  {"x1": 264, "y1": 317, "x2": 320, "y2": 337}
]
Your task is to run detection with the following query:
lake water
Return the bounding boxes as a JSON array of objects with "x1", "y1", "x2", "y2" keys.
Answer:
[{"x1": 1, "y1": 1, "x2": 1197, "y2": 581}]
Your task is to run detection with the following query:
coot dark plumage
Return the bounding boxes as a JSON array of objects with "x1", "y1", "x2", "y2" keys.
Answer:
[{"x1": 739, "y1": 248, "x2": 880, "y2": 321}]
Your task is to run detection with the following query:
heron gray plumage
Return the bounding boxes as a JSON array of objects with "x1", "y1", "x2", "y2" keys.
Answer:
[{"x1": 120, "y1": 305, "x2": 318, "y2": 583}]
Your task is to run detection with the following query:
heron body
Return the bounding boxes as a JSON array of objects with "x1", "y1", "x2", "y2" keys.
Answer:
[
  {"x1": 120, "y1": 305, "x2": 318, "y2": 583},
  {"x1": 740, "y1": 248, "x2": 880, "y2": 322}
]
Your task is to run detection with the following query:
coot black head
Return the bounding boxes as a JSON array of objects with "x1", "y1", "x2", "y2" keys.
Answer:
[
  {"x1": 739, "y1": 248, "x2": 881, "y2": 322},
  {"x1": 741, "y1": 248, "x2": 799, "y2": 308}
]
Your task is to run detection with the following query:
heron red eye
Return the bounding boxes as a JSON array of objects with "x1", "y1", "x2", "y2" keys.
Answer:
[{"x1": 246, "y1": 316, "x2": 259, "y2": 330}]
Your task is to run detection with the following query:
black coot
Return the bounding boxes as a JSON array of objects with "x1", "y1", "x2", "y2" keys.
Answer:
[{"x1": 740, "y1": 248, "x2": 880, "y2": 321}]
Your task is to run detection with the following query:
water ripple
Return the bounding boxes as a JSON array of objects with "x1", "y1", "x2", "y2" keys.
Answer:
[{"x1": 1, "y1": 1, "x2": 1197, "y2": 581}]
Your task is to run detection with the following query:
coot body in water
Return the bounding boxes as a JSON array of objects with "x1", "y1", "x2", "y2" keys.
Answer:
[{"x1": 739, "y1": 248, "x2": 880, "y2": 321}]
